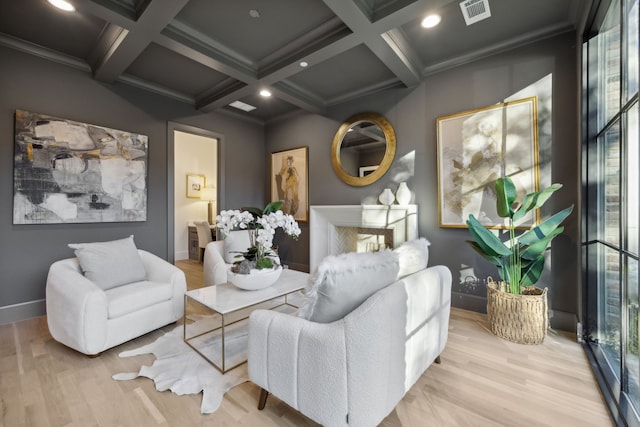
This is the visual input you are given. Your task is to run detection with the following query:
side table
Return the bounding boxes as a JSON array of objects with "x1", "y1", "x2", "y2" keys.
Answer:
[{"x1": 183, "y1": 268, "x2": 309, "y2": 373}]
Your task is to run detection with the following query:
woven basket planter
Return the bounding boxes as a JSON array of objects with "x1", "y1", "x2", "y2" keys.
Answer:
[{"x1": 486, "y1": 279, "x2": 549, "y2": 345}]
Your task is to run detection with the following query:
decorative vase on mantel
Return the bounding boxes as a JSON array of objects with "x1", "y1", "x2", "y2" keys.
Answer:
[
  {"x1": 379, "y1": 188, "x2": 395, "y2": 205},
  {"x1": 395, "y1": 182, "x2": 411, "y2": 205}
]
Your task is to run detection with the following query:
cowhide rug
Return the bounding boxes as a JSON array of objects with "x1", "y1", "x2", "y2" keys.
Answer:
[{"x1": 112, "y1": 317, "x2": 249, "y2": 414}]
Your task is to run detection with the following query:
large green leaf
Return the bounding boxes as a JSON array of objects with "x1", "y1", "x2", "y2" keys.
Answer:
[
  {"x1": 466, "y1": 241, "x2": 506, "y2": 267},
  {"x1": 495, "y1": 177, "x2": 517, "y2": 218},
  {"x1": 264, "y1": 200, "x2": 284, "y2": 214},
  {"x1": 466, "y1": 215, "x2": 512, "y2": 257},
  {"x1": 242, "y1": 201, "x2": 285, "y2": 218},
  {"x1": 521, "y1": 255, "x2": 545, "y2": 286},
  {"x1": 518, "y1": 205, "x2": 574, "y2": 245},
  {"x1": 513, "y1": 183, "x2": 563, "y2": 222},
  {"x1": 520, "y1": 226, "x2": 564, "y2": 260},
  {"x1": 242, "y1": 206, "x2": 264, "y2": 217}
]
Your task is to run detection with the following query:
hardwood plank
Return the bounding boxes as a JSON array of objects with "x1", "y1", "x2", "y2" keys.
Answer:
[{"x1": 0, "y1": 262, "x2": 613, "y2": 426}]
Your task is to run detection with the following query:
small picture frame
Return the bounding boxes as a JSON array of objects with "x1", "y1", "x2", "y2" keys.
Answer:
[
  {"x1": 270, "y1": 146, "x2": 309, "y2": 222},
  {"x1": 358, "y1": 165, "x2": 378, "y2": 177},
  {"x1": 186, "y1": 174, "x2": 205, "y2": 199}
]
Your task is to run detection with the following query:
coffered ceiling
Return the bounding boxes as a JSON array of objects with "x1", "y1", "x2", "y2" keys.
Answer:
[{"x1": 0, "y1": 0, "x2": 584, "y2": 123}]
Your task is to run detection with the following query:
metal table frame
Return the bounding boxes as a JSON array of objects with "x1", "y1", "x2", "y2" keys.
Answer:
[{"x1": 183, "y1": 272, "x2": 307, "y2": 373}]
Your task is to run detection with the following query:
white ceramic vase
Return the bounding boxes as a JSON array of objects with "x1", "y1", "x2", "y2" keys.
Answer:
[
  {"x1": 227, "y1": 265, "x2": 283, "y2": 290},
  {"x1": 379, "y1": 188, "x2": 395, "y2": 205},
  {"x1": 395, "y1": 182, "x2": 411, "y2": 205}
]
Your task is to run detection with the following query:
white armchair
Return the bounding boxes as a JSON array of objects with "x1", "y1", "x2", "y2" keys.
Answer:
[
  {"x1": 202, "y1": 230, "x2": 246, "y2": 287},
  {"x1": 46, "y1": 249, "x2": 186, "y2": 356},
  {"x1": 203, "y1": 230, "x2": 283, "y2": 287}
]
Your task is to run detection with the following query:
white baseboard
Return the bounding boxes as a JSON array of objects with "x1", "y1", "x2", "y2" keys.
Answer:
[
  {"x1": 175, "y1": 251, "x2": 189, "y2": 261},
  {"x1": 0, "y1": 299, "x2": 46, "y2": 325}
]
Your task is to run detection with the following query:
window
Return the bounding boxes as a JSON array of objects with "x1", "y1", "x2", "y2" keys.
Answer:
[{"x1": 583, "y1": 0, "x2": 640, "y2": 424}]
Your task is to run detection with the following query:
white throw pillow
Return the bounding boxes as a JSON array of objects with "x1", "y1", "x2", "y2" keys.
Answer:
[
  {"x1": 68, "y1": 235, "x2": 146, "y2": 290},
  {"x1": 222, "y1": 230, "x2": 252, "y2": 264},
  {"x1": 394, "y1": 238, "x2": 431, "y2": 279},
  {"x1": 298, "y1": 250, "x2": 400, "y2": 323}
]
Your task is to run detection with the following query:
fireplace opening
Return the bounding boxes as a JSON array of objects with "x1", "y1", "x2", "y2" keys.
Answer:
[
  {"x1": 335, "y1": 226, "x2": 394, "y2": 253},
  {"x1": 309, "y1": 205, "x2": 418, "y2": 271}
]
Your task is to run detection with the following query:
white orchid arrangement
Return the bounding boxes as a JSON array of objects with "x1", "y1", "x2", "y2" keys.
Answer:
[{"x1": 216, "y1": 201, "x2": 301, "y2": 273}]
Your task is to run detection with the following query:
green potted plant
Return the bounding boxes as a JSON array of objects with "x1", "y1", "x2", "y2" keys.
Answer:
[{"x1": 466, "y1": 176, "x2": 573, "y2": 344}]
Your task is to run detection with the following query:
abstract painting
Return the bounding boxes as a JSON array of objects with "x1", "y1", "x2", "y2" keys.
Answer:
[
  {"x1": 436, "y1": 97, "x2": 539, "y2": 229},
  {"x1": 13, "y1": 110, "x2": 148, "y2": 224}
]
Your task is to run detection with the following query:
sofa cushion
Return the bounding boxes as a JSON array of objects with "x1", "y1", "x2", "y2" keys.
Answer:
[
  {"x1": 222, "y1": 230, "x2": 252, "y2": 264},
  {"x1": 105, "y1": 280, "x2": 173, "y2": 319},
  {"x1": 68, "y1": 235, "x2": 146, "y2": 290},
  {"x1": 298, "y1": 251, "x2": 400, "y2": 323},
  {"x1": 394, "y1": 238, "x2": 431, "y2": 279}
]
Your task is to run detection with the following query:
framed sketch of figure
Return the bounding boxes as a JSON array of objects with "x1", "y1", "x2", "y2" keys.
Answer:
[{"x1": 270, "y1": 146, "x2": 308, "y2": 222}]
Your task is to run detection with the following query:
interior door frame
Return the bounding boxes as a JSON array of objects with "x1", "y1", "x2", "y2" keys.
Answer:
[{"x1": 167, "y1": 122, "x2": 225, "y2": 263}]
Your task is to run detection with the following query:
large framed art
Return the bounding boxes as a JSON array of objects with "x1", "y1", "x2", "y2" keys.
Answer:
[
  {"x1": 270, "y1": 146, "x2": 308, "y2": 222},
  {"x1": 13, "y1": 110, "x2": 148, "y2": 224},
  {"x1": 436, "y1": 97, "x2": 539, "y2": 229}
]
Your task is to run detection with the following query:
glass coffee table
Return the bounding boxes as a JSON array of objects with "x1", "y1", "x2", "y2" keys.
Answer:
[{"x1": 183, "y1": 268, "x2": 309, "y2": 373}]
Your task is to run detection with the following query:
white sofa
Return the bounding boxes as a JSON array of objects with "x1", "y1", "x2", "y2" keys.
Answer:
[
  {"x1": 46, "y1": 247, "x2": 186, "y2": 356},
  {"x1": 247, "y1": 240, "x2": 452, "y2": 427}
]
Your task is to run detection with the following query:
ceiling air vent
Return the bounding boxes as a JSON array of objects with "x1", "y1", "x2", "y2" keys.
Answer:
[
  {"x1": 229, "y1": 100, "x2": 256, "y2": 112},
  {"x1": 459, "y1": 0, "x2": 491, "y2": 26}
]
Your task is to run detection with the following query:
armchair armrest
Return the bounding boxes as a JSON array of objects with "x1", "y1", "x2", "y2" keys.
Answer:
[
  {"x1": 138, "y1": 250, "x2": 186, "y2": 319},
  {"x1": 203, "y1": 241, "x2": 228, "y2": 286},
  {"x1": 139, "y1": 250, "x2": 183, "y2": 283},
  {"x1": 45, "y1": 258, "x2": 108, "y2": 355},
  {"x1": 248, "y1": 310, "x2": 349, "y2": 426}
]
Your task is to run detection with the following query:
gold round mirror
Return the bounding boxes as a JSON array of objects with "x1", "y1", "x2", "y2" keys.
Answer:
[{"x1": 331, "y1": 112, "x2": 396, "y2": 186}]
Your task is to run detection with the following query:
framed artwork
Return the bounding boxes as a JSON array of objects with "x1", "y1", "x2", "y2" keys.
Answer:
[
  {"x1": 436, "y1": 96, "x2": 539, "y2": 229},
  {"x1": 186, "y1": 174, "x2": 205, "y2": 199},
  {"x1": 270, "y1": 146, "x2": 308, "y2": 222},
  {"x1": 13, "y1": 110, "x2": 148, "y2": 224},
  {"x1": 358, "y1": 165, "x2": 378, "y2": 177}
]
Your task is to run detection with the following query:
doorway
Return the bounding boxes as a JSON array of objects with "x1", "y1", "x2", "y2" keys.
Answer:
[{"x1": 167, "y1": 123, "x2": 225, "y2": 263}]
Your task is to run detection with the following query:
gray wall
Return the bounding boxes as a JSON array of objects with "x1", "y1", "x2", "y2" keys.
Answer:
[
  {"x1": 0, "y1": 30, "x2": 580, "y2": 330},
  {"x1": 267, "y1": 31, "x2": 580, "y2": 330},
  {"x1": 0, "y1": 46, "x2": 265, "y2": 321}
]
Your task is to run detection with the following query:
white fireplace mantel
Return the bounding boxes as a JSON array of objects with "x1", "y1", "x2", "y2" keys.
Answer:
[{"x1": 309, "y1": 205, "x2": 418, "y2": 272}]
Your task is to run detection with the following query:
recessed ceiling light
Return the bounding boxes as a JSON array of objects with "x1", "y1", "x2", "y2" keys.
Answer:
[
  {"x1": 229, "y1": 100, "x2": 256, "y2": 112},
  {"x1": 249, "y1": 9, "x2": 260, "y2": 18},
  {"x1": 299, "y1": 61, "x2": 309, "y2": 68},
  {"x1": 421, "y1": 14, "x2": 441, "y2": 28},
  {"x1": 259, "y1": 89, "x2": 272, "y2": 97},
  {"x1": 48, "y1": 0, "x2": 75, "y2": 12}
]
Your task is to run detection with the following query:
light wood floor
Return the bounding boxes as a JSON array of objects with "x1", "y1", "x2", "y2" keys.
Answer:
[{"x1": 0, "y1": 260, "x2": 613, "y2": 427}]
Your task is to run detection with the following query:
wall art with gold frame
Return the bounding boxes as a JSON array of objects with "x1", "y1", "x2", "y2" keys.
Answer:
[
  {"x1": 270, "y1": 146, "x2": 308, "y2": 222},
  {"x1": 186, "y1": 174, "x2": 205, "y2": 199},
  {"x1": 436, "y1": 96, "x2": 539, "y2": 229}
]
